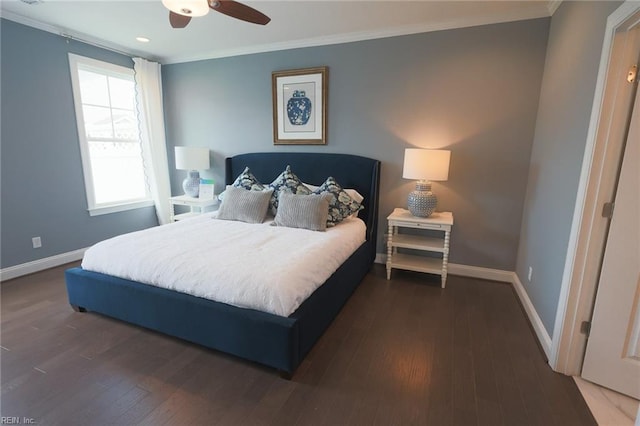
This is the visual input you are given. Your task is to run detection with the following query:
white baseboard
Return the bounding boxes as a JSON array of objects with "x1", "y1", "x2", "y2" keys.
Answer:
[
  {"x1": 447, "y1": 263, "x2": 513, "y2": 283},
  {"x1": 511, "y1": 272, "x2": 553, "y2": 359},
  {"x1": 375, "y1": 252, "x2": 552, "y2": 358},
  {"x1": 0, "y1": 248, "x2": 87, "y2": 282}
]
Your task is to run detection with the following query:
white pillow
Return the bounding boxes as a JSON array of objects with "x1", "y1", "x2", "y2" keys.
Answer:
[{"x1": 345, "y1": 188, "x2": 364, "y2": 204}]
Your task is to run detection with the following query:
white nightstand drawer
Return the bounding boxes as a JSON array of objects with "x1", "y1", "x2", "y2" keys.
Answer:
[{"x1": 392, "y1": 220, "x2": 443, "y2": 230}]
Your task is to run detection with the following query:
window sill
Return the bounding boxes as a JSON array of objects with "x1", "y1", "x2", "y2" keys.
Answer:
[{"x1": 88, "y1": 200, "x2": 154, "y2": 216}]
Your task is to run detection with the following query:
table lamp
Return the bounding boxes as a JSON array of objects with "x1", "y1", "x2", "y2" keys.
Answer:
[
  {"x1": 175, "y1": 146, "x2": 210, "y2": 197},
  {"x1": 402, "y1": 148, "x2": 450, "y2": 217}
]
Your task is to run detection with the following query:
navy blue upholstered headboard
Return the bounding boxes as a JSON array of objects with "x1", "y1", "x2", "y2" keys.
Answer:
[{"x1": 225, "y1": 153, "x2": 380, "y2": 245}]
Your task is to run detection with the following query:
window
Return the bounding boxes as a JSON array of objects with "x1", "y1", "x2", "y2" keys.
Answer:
[{"x1": 68, "y1": 54, "x2": 152, "y2": 215}]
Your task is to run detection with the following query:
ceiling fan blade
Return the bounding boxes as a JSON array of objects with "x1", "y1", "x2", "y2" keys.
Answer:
[
  {"x1": 209, "y1": 0, "x2": 270, "y2": 25},
  {"x1": 170, "y1": 11, "x2": 192, "y2": 28}
]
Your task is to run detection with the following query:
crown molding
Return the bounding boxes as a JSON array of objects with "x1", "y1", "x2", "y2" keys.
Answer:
[
  {"x1": 1, "y1": 6, "x2": 551, "y2": 65},
  {"x1": 547, "y1": 1, "x2": 563, "y2": 15},
  {"x1": 1, "y1": 9, "x2": 60, "y2": 35},
  {"x1": 163, "y1": 9, "x2": 550, "y2": 64},
  {"x1": 0, "y1": 10, "x2": 155, "y2": 61}
]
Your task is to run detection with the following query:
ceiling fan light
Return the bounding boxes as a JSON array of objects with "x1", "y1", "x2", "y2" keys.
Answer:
[{"x1": 162, "y1": 0, "x2": 209, "y2": 17}]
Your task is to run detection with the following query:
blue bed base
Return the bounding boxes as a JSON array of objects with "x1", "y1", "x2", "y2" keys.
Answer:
[{"x1": 65, "y1": 153, "x2": 380, "y2": 375}]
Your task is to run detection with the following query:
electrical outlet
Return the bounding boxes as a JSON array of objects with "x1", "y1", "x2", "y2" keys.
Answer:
[
  {"x1": 528, "y1": 266, "x2": 533, "y2": 282},
  {"x1": 32, "y1": 237, "x2": 42, "y2": 249}
]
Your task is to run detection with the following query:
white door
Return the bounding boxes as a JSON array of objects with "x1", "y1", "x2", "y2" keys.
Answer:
[{"x1": 581, "y1": 75, "x2": 640, "y2": 399}]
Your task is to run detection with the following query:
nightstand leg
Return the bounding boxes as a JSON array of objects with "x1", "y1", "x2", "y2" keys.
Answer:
[
  {"x1": 386, "y1": 223, "x2": 393, "y2": 280},
  {"x1": 442, "y1": 230, "x2": 450, "y2": 288}
]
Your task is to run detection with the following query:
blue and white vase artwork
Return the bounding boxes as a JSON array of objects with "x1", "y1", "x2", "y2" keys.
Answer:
[{"x1": 286, "y1": 90, "x2": 312, "y2": 125}]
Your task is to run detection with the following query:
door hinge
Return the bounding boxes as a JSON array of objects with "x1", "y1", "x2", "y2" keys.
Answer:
[
  {"x1": 602, "y1": 202, "x2": 615, "y2": 219},
  {"x1": 580, "y1": 321, "x2": 591, "y2": 336},
  {"x1": 628, "y1": 64, "x2": 637, "y2": 83}
]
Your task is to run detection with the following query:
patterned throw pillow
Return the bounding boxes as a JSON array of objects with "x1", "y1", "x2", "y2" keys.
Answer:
[
  {"x1": 219, "y1": 167, "x2": 265, "y2": 201},
  {"x1": 232, "y1": 167, "x2": 265, "y2": 191},
  {"x1": 268, "y1": 166, "x2": 311, "y2": 215},
  {"x1": 313, "y1": 176, "x2": 363, "y2": 227}
]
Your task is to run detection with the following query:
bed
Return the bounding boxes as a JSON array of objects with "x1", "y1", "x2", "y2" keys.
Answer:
[{"x1": 65, "y1": 152, "x2": 380, "y2": 376}]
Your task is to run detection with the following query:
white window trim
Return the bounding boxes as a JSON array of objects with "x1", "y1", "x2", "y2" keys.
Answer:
[
  {"x1": 68, "y1": 53, "x2": 152, "y2": 216},
  {"x1": 88, "y1": 199, "x2": 154, "y2": 217}
]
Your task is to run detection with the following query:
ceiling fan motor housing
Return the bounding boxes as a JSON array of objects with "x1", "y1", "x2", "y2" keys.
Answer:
[
  {"x1": 165, "y1": 0, "x2": 271, "y2": 27},
  {"x1": 162, "y1": 0, "x2": 209, "y2": 16}
]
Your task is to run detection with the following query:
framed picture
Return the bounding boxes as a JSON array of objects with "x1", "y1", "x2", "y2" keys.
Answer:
[{"x1": 272, "y1": 66, "x2": 328, "y2": 145}]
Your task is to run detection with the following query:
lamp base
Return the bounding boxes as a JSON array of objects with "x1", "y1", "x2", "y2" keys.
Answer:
[
  {"x1": 408, "y1": 180, "x2": 437, "y2": 217},
  {"x1": 183, "y1": 170, "x2": 200, "y2": 197}
]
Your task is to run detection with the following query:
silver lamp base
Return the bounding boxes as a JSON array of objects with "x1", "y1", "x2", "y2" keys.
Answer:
[
  {"x1": 183, "y1": 170, "x2": 200, "y2": 197},
  {"x1": 408, "y1": 180, "x2": 437, "y2": 217}
]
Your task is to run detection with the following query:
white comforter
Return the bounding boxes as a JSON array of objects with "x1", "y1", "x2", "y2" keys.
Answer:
[{"x1": 81, "y1": 214, "x2": 366, "y2": 317}]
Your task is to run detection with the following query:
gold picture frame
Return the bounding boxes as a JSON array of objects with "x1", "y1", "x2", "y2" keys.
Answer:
[{"x1": 272, "y1": 66, "x2": 328, "y2": 145}]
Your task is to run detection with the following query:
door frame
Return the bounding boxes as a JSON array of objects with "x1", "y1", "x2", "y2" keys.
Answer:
[{"x1": 550, "y1": 1, "x2": 640, "y2": 375}]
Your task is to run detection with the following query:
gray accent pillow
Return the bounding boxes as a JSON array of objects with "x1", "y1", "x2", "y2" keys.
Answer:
[
  {"x1": 272, "y1": 193, "x2": 330, "y2": 231},
  {"x1": 217, "y1": 186, "x2": 273, "y2": 224}
]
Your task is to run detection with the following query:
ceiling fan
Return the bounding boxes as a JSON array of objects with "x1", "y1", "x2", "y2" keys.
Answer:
[{"x1": 162, "y1": 0, "x2": 270, "y2": 28}]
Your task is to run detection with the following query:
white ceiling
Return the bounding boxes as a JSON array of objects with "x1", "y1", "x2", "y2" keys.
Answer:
[{"x1": 0, "y1": 1, "x2": 557, "y2": 64}]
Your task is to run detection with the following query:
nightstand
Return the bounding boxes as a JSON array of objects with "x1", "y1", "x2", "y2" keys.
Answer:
[
  {"x1": 169, "y1": 195, "x2": 218, "y2": 222},
  {"x1": 386, "y1": 208, "x2": 454, "y2": 288}
]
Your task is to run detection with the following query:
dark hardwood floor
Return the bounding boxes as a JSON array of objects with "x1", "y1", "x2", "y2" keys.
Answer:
[{"x1": 1, "y1": 263, "x2": 595, "y2": 425}]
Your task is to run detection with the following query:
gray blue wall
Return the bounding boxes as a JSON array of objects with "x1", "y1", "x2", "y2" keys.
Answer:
[
  {"x1": 0, "y1": 19, "x2": 158, "y2": 269},
  {"x1": 0, "y1": 2, "x2": 624, "y2": 355},
  {"x1": 162, "y1": 18, "x2": 550, "y2": 269},
  {"x1": 515, "y1": 1, "x2": 622, "y2": 335}
]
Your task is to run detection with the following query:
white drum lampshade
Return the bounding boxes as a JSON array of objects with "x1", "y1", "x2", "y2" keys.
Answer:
[
  {"x1": 175, "y1": 146, "x2": 210, "y2": 197},
  {"x1": 403, "y1": 149, "x2": 451, "y2": 217}
]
